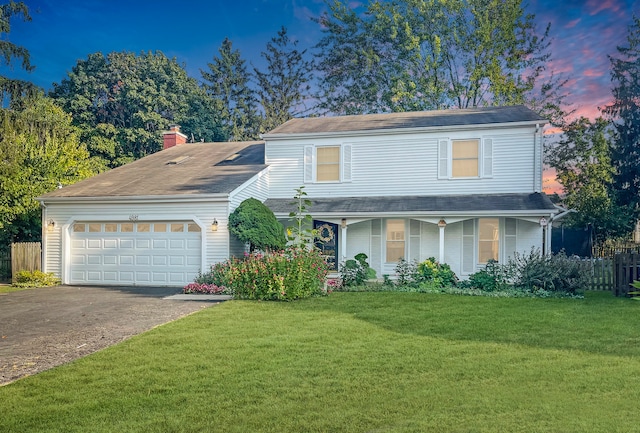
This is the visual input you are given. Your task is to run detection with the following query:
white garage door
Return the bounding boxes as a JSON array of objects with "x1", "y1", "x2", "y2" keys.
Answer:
[{"x1": 69, "y1": 221, "x2": 202, "y2": 286}]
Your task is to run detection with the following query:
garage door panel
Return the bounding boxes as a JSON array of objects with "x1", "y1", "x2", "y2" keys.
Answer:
[
  {"x1": 136, "y1": 239, "x2": 150, "y2": 249},
  {"x1": 70, "y1": 221, "x2": 201, "y2": 286},
  {"x1": 153, "y1": 239, "x2": 167, "y2": 249}
]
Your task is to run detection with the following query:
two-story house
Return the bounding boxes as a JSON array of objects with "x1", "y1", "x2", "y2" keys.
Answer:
[{"x1": 38, "y1": 106, "x2": 560, "y2": 286}]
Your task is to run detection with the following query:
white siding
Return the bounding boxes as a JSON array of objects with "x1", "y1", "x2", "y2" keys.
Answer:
[
  {"x1": 42, "y1": 200, "x2": 230, "y2": 282},
  {"x1": 229, "y1": 169, "x2": 269, "y2": 212},
  {"x1": 345, "y1": 221, "x2": 371, "y2": 263},
  {"x1": 420, "y1": 222, "x2": 440, "y2": 262},
  {"x1": 516, "y1": 219, "x2": 543, "y2": 255},
  {"x1": 265, "y1": 127, "x2": 538, "y2": 199}
]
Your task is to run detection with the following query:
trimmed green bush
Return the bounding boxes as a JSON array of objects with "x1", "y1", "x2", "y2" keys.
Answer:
[
  {"x1": 416, "y1": 257, "x2": 458, "y2": 287},
  {"x1": 229, "y1": 198, "x2": 286, "y2": 252}
]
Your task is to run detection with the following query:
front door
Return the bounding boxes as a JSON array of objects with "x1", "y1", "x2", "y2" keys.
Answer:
[{"x1": 314, "y1": 220, "x2": 338, "y2": 270}]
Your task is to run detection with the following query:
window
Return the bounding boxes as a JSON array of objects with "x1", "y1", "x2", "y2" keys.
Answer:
[
  {"x1": 452, "y1": 139, "x2": 479, "y2": 177},
  {"x1": 438, "y1": 138, "x2": 492, "y2": 179},
  {"x1": 121, "y1": 223, "x2": 134, "y2": 233},
  {"x1": 137, "y1": 223, "x2": 151, "y2": 232},
  {"x1": 386, "y1": 219, "x2": 405, "y2": 262},
  {"x1": 304, "y1": 144, "x2": 352, "y2": 183},
  {"x1": 478, "y1": 218, "x2": 499, "y2": 263},
  {"x1": 316, "y1": 146, "x2": 340, "y2": 182}
]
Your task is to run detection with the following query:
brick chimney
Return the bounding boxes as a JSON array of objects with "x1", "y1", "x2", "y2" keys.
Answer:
[{"x1": 163, "y1": 125, "x2": 187, "y2": 149}]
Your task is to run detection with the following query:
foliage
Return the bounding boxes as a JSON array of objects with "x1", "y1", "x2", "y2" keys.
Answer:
[
  {"x1": 0, "y1": 1, "x2": 38, "y2": 105},
  {"x1": 629, "y1": 280, "x2": 640, "y2": 300},
  {"x1": 50, "y1": 51, "x2": 224, "y2": 169},
  {"x1": 228, "y1": 198, "x2": 286, "y2": 252},
  {"x1": 182, "y1": 282, "x2": 229, "y2": 295},
  {"x1": 340, "y1": 253, "x2": 376, "y2": 288},
  {"x1": 314, "y1": 0, "x2": 566, "y2": 123},
  {"x1": 394, "y1": 258, "x2": 420, "y2": 287},
  {"x1": 463, "y1": 259, "x2": 512, "y2": 292},
  {"x1": 546, "y1": 117, "x2": 633, "y2": 241},
  {"x1": 12, "y1": 270, "x2": 60, "y2": 287},
  {"x1": 287, "y1": 186, "x2": 315, "y2": 248},
  {"x1": 416, "y1": 257, "x2": 457, "y2": 287},
  {"x1": 604, "y1": 16, "x2": 640, "y2": 218},
  {"x1": 509, "y1": 249, "x2": 590, "y2": 293},
  {"x1": 254, "y1": 26, "x2": 315, "y2": 133},
  {"x1": 197, "y1": 248, "x2": 329, "y2": 301},
  {"x1": 0, "y1": 93, "x2": 95, "y2": 243},
  {"x1": 201, "y1": 38, "x2": 261, "y2": 141}
]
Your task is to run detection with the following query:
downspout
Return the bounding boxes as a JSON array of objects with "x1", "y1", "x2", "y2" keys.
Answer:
[{"x1": 535, "y1": 123, "x2": 542, "y2": 193}]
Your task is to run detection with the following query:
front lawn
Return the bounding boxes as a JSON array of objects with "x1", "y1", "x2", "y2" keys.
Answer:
[{"x1": 1, "y1": 291, "x2": 639, "y2": 432}]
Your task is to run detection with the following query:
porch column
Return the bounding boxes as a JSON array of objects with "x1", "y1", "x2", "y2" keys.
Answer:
[
  {"x1": 438, "y1": 219, "x2": 447, "y2": 263},
  {"x1": 341, "y1": 218, "x2": 347, "y2": 262}
]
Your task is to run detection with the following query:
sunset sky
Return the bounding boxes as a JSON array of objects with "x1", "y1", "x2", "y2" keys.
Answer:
[{"x1": 4, "y1": 0, "x2": 640, "y2": 193}]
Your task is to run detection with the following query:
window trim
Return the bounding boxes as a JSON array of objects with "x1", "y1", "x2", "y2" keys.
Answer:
[{"x1": 385, "y1": 219, "x2": 406, "y2": 263}]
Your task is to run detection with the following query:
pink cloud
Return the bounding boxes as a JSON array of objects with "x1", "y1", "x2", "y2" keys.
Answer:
[
  {"x1": 586, "y1": 0, "x2": 623, "y2": 15},
  {"x1": 565, "y1": 18, "x2": 581, "y2": 29}
]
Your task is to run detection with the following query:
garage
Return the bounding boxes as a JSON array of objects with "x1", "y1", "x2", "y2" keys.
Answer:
[{"x1": 69, "y1": 221, "x2": 202, "y2": 286}]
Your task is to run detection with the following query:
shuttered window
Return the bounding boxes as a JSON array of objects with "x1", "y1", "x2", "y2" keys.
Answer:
[
  {"x1": 478, "y1": 218, "x2": 500, "y2": 264},
  {"x1": 452, "y1": 139, "x2": 479, "y2": 177},
  {"x1": 305, "y1": 145, "x2": 352, "y2": 183},
  {"x1": 386, "y1": 219, "x2": 406, "y2": 263},
  {"x1": 439, "y1": 138, "x2": 493, "y2": 179}
]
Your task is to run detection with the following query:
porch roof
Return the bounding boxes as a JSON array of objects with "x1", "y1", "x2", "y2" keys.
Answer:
[{"x1": 264, "y1": 193, "x2": 557, "y2": 216}]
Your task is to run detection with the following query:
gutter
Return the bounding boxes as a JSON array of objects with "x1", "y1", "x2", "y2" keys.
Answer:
[{"x1": 36, "y1": 193, "x2": 231, "y2": 205}]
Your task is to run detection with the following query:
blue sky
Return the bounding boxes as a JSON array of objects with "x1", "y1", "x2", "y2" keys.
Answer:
[{"x1": 3, "y1": 0, "x2": 640, "y2": 120}]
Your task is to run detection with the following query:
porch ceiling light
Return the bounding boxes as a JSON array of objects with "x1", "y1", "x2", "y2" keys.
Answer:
[
  {"x1": 47, "y1": 219, "x2": 55, "y2": 232},
  {"x1": 341, "y1": 218, "x2": 347, "y2": 229},
  {"x1": 211, "y1": 218, "x2": 219, "y2": 231},
  {"x1": 438, "y1": 219, "x2": 447, "y2": 228}
]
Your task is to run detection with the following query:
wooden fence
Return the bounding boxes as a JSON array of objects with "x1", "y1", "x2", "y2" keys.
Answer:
[
  {"x1": 583, "y1": 257, "x2": 614, "y2": 291},
  {"x1": 10, "y1": 242, "x2": 41, "y2": 282},
  {"x1": 612, "y1": 253, "x2": 640, "y2": 297}
]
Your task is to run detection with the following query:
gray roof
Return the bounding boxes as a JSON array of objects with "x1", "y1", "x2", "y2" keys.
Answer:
[
  {"x1": 265, "y1": 105, "x2": 546, "y2": 136},
  {"x1": 264, "y1": 193, "x2": 557, "y2": 215},
  {"x1": 40, "y1": 141, "x2": 266, "y2": 199}
]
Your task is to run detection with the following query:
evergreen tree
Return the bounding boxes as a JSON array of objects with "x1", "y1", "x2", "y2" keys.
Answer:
[
  {"x1": 604, "y1": 16, "x2": 640, "y2": 217},
  {"x1": 254, "y1": 27, "x2": 315, "y2": 133},
  {"x1": 201, "y1": 38, "x2": 261, "y2": 141}
]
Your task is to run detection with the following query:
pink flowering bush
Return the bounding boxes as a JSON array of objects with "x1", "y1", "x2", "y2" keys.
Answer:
[
  {"x1": 194, "y1": 247, "x2": 330, "y2": 301},
  {"x1": 183, "y1": 282, "x2": 228, "y2": 295}
]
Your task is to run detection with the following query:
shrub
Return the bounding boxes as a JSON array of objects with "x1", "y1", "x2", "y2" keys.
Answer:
[
  {"x1": 416, "y1": 257, "x2": 457, "y2": 287},
  {"x1": 229, "y1": 198, "x2": 286, "y2": 252},
  {"x1": 464, "y1": 259, "x2": 511, "y2": 292},
  {"x1": 340, "y1": 253, "x2": 376, "y2": 288},
  {"x1": 183, "y1": 282, "x2": 228, "y2": 295},
  {"x1": 13, "y1": 270, "x2": 60, "y2": 288},
  {"x1": 196, "y1": 247, "x2": 329, "y2": 301},
  {"x1": 509, "y1": 249, "x2": 589, "y2": 293},
  {"x1": 395, "y1": 258, "x2": 420, "y2": 287}
]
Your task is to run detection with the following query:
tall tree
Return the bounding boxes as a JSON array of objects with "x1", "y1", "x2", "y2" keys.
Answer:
[
  {"x1": 201, "y1": 38, "x2": 261, "y2": 141},
  {"x1": 314, "y1": 0, "x2": 565, "y2": 122},
  {"x1": 0, "y1": 93, "x2": 95, "y2": 244},
  {"x1": 50, "y1": 51, "x2": 224, "y2": 169},
  {"x1": 254, "y1": 26, "x2": 314, "y2": 133},
  {"x1": 546, "y1": 117, "x2": 632, "y2": 242},
  {"x1": 604, "y1": 16, "x2": 640, "y2": 217},
  {"x1": 0, "y1": 1, "x2": 37, "y2": 105}
]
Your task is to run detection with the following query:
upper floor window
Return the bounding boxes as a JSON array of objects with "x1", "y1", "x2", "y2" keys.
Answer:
[
  {"x1": 452, "y1": 139, "x2": 479, "y2": 177},
  {"x1": 439, "y1": 138, "x2": 493, "y2": 179},
  {"x1": 304, "y1": 144, "x2": 352, "y2": 183},
  {"x1": 316, "y1": 146, "x2": 340, "y2": 182}
]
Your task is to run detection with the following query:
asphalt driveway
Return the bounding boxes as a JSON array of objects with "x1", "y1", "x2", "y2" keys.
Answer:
[{"x1": 0, "y1": 285, "x2": 220, "y2": 385}]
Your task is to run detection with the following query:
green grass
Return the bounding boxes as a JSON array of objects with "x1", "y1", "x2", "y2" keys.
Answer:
[{"x1": 1, "y1": 291, "x2": 639, "y2": 432}]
